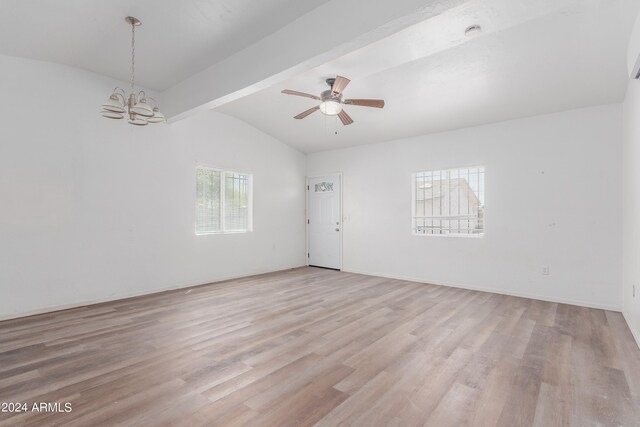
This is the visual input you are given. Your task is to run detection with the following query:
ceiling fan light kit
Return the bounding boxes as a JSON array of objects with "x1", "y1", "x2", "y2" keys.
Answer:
[
  {"x1": 319, "y1": 99, "x2": 342, "y2": 115},
  {"x1": 282, "y1": 76, "x2": 384, "y2": 126},
  {"x1": 100, "y1": 16, "x2": 165, "y2": 126}
]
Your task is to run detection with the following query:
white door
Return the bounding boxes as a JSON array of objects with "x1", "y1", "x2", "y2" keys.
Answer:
[{"x1": 308, "y1": 175, "x2": 341, "y2": 270}]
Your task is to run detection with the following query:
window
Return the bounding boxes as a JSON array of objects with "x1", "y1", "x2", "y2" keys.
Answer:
[
  {"x1": 413, "y1": 166, "x2": 484, "y2": 236},
  {"x1": 196, "y1": 166, "x2": 252, "y2": 234}
]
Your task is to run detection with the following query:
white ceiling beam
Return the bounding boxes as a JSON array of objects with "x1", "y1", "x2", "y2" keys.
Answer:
[
  {"x1": 161, "y1": 0, "x2": 470, "y2": 121},
  {"x1": 302, "y1": 0, "x2": 581, "y2": 83}
]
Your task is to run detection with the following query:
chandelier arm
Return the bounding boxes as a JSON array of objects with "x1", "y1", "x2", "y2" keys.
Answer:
[
  {"x1": 113, "y1": 92, "x2": 126, "y2": 105},
  {"x1": 146, "y1": 97, "x2": 158, "y2": 108}
]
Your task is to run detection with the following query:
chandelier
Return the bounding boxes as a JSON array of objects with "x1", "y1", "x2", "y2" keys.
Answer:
[{"x1": 100, "y1": 17, "x2": 165, "y2": 125}]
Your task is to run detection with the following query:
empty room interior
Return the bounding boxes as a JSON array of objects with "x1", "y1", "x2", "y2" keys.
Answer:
[{"x1": 2, "y1": 0, "x2": 640, "y2": 425}]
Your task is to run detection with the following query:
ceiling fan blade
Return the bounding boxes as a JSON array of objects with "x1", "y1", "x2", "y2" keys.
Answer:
[
  {"x1": 337, "y1": 109, "x2": 354, "y2": 125},
  {"x1": 294, "y1": 106, "x2": 320, "y2": 119},
  {"x1": 331, "y1": 75, "x2": 351, "y2": 95},
  {"x1": 282, "y1": 89, "x2": 321, "y2": 100},
  {"x1": 344, "y1": 99, "x2": 385, "y2": 108}
]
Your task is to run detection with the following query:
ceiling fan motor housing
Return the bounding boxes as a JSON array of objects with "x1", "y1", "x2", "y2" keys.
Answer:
[{"x1": 321, "y1": 90, "x2": 342, "y2": 103}]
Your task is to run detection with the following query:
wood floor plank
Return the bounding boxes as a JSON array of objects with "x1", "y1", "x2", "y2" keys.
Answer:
[{"x1": 0, "y1": 267, "x2": 639, "y2": 426}]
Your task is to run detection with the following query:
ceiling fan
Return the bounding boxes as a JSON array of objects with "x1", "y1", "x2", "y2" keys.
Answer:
[{"x1": 281, "y1": 76, "x2": 384, "y2": 125}]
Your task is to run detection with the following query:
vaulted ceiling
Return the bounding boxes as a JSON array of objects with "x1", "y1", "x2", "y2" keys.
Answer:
[
  {"x1": 217, "y1": 0, "x2": 639, "y2": 152},
  {"x1": 0, "y1": 0, "x2": 330, "y2": 90},
  {"x1": 1, "y1": 0, "x2": 638, "y2": 153}
]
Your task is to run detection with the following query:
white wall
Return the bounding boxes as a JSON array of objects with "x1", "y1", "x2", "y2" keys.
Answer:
[
  {"x1": 308, "y1": 104, "x2": 623, "y2": 310},
  {"x1": 0, "y1": 54, "x2": 306, "y2": 320},
  {"x1": 623, "y1": 17, "x2": 640, "y2": 346},
  {"x1": 0, "y1": 51, "x2": 628, "y2": 322},
  {"x1": 623, "y1": 82, "x2": 640, "y2": 345},
  {"x1": 628, "y1": 12, "x2": 640, "y2": 77}
]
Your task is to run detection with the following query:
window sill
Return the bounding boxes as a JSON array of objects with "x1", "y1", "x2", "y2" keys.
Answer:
[
  {"x1": 196, "y1": 230, "x2": 252, "y2": 235},
  {"x1": 412, "y1": 233, "x2": 484, "y2": 238}
]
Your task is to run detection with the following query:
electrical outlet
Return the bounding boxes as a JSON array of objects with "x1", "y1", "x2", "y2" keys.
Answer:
[{"x1": 542, "y1": 266, "x2": 550, "y2": 276}]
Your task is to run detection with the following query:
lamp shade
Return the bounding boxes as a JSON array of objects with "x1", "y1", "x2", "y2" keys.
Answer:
[
  {"x1": 101, "y1": 110, "x2": 124, "y2": 119},
  {"x1": 102, "y1": 94, "x2": 126, "y2": 113},
  {"x1": 147, "y1": 108, "x2": 166, "y2": 123},
  {"x1": 130, "y1": 98, "x2": 154, "y2": 117},
  {"x1": 128, "y1": 117, "x2": 148, "y2": 126},
  {"x1": 319, "y1": 100, "x2": 342, "y2": 116}
]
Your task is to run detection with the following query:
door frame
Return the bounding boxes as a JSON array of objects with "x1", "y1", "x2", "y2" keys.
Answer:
[{"x1": 306, "y1": 172, "x2": 343, "y2": 271}]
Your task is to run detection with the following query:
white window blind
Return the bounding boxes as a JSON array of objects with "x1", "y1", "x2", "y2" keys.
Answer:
[
  {"x1": 196, "y1": 166, "x2": 252, "y2": 234},
  {"x1": 413, "y1": 166, "x2": 484, "y2": 235}
]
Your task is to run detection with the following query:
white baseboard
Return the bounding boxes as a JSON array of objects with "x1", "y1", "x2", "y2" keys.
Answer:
[
  {"x1": 342, "y1": 268, "x2": 621, "y2": 312},
  {"x1": 0, "y1": 265, "x2": 306, "y2": 322},
  {"x1": 622, "y1": 310, "x2": 640, "y2": 350}
]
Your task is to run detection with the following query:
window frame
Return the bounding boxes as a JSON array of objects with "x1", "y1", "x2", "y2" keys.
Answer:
[
  {"x1": 195, "y1": 165, "x2": 253, "y2": 235},
  {"x1": 411, "y1": 165, "x2": 485, "y2": 238}
]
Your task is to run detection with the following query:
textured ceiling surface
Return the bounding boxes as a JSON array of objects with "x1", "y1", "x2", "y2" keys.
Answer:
[
  {"x1": 218, "y1": 0, "x2": 639, "y2": 153},
  {"x1": 1, "y1": 0, "x2": 637, "y2": 153},
  {"x1": 0, "y1": 0, "x2": 330, "y2": 90}
]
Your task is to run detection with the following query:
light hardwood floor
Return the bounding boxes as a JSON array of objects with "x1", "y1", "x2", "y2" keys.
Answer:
[{"x1": 0, "y1": 267, "x2": 639, "y2": 426}]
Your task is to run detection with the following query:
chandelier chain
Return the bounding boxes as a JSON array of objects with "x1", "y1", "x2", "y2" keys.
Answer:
[{"x1": 130, "y1": 20, "x2": 135, "y2": 93}]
